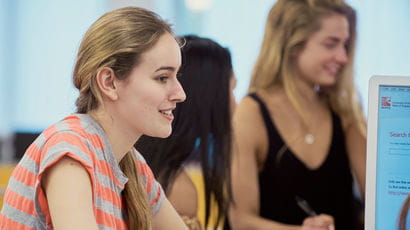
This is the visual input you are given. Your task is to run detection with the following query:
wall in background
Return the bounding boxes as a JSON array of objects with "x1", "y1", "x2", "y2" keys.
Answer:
[
  {"x1": 9, "y1": 0, "x2": 108, "y2": 132},
  {"x1": 350, "y1": 0, "x2": 410, "y2": 110},
  {"x1": 0, "y1": 0, "x2": 12, "y2": 136},
  {"x1": 0, "y1": 1, "x2": 14, "y2": 162}
]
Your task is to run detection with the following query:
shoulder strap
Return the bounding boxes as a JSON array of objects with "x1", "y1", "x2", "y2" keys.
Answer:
[{"x1": 248, "y1": 93, "x2": 276, "y2": 141}]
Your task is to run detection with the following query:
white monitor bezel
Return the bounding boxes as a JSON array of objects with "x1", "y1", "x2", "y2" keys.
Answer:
[{"x1": 365, "y1": 75, "x2": 410, "y2": 230}]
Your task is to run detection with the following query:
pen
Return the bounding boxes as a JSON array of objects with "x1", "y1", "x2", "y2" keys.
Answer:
[
  {"x1": 295, "y1": 196, "x2": 317, "y2": 217},
  {"x1": 296, "y1": 196, "x2": 335, "y2": 230}
]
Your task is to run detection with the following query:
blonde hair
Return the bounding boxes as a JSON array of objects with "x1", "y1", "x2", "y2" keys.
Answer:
[
  {"x1": 249, "y1": 0, "x2": 365, "y2": 135},
  {"x1": 73, "y1": 7, "x2": 173, "y2": 230}
]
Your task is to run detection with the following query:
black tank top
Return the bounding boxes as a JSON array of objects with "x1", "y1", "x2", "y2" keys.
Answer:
[{"x1": 250, "y1": 93, "x2": 356, "y2": 230}]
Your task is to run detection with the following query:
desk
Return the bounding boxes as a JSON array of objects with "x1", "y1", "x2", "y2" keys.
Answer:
[{"x1": 0, "y1": 164, "x2": 15, "y2": 210}]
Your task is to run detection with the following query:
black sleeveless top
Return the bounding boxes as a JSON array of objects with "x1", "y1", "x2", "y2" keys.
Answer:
[{"x1": 250, "y1": 93, "x2": 356, "y2": 230}]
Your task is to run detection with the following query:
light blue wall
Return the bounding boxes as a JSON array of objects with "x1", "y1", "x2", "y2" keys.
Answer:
[
  {"x1": 199, "y1": 0, "x2": 274, "y2": 101},
  {"x1": 0, "y1": 0, "x2": 13, "y2": 136},
  {"x1": 349, "y1": 0, "x2": 410, "y2": 111},
  {"x1": 9, "y1": 0, "x2": 108, "y2": 132}
]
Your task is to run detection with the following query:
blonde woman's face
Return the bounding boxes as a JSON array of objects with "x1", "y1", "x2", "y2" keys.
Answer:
[
  {"x1": 295, "y1": 14, "x2": 350, "y2": 87},
  {"x1": 114, "y1": 32, "x2": 186, "y2": 138}
]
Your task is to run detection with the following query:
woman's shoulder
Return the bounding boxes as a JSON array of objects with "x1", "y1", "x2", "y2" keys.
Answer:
[
  {"x1": 237, "y1": 88, "x2": 285, "y2": 114},
  {"x1": 33, "y1": 114, "x2": 108, "y2": 171},
  {"x1": 167, "y1": 168, "x2": 198, "y2": 218},
  {"x1": 40, "y1": 114, "x2": 94, "y2": 140}
]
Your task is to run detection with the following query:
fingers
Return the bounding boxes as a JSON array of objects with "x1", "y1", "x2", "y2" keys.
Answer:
[
  {"x1": 315, "y1": 214, "x2": 334, "y2": 226},
  {"x1": 180, "y1": 216, "x2": 201, "y2": 230},
  {"x1": 302, "y1": 214, "x2": 335, "y2": 230}
]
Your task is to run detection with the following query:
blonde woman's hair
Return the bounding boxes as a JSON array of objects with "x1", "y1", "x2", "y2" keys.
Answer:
[
  {"x1": 73, "y1": 7, "x2": 173, "y2": 230},
  {"x1": 249, "y1": 0, "x2": 365, "y2": 135}
]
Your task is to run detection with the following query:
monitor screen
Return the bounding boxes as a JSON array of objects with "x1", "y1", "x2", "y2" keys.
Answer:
[{"x1": 375, "y1": 85, "x2": 410, "y2": 229}]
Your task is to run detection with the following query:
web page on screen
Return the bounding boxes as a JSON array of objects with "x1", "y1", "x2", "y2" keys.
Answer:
[{"x1": 376, "y1": 85, "x2": 410, "y2": 229}]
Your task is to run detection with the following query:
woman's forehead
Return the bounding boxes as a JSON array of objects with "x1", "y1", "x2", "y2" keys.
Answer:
[{"x1": 138, "y1": 33, "x2": 181, "y2": 70}]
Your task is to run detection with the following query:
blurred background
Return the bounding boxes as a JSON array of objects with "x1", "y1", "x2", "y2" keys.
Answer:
[{"x1": 0, "y1": 0, "x2": 410, "y2": 162}]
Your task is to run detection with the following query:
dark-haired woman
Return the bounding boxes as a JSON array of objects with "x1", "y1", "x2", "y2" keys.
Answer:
[{"x1": 136, "y1": 35, "x2": 236, "y2": 230}]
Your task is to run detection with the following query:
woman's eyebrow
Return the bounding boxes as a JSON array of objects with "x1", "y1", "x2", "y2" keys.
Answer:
[
  {"x1": 324, "y1": 36, "x2": 348, "y2": 43},
  {"x1": 155, "y1": 66, "x2": 177, "y2": 72}
]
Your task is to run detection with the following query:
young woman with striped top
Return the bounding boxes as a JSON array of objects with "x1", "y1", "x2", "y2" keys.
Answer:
[{"x1": 0, "y1": 7, "x2": 188, "y2": 230}]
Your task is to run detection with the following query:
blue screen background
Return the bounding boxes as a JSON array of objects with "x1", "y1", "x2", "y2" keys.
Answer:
[{"x1": 376, "y1": 85, "x2": 410, "y2": 229}]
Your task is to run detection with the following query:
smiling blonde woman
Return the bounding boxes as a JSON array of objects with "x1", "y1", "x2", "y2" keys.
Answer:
[{"x1": 229, "y1": 0, "x2": 366, "y2": 229}]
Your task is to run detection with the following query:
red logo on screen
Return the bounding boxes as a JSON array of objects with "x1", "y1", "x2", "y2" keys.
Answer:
[{"x1": 382, "y1": 97, "x2": 391, "y2": 107}]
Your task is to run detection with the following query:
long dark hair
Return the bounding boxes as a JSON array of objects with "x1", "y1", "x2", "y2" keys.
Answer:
[{"x1": 135, "y1": 35, "x2": 233, "y2": 229}]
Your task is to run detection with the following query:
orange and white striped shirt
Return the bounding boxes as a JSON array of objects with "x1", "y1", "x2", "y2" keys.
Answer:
[{"x1": 0, "y1": 114, "x2": 164, "y2": 230}]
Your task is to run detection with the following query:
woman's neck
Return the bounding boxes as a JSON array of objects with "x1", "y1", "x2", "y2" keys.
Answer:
[
  {"x1": 294, "y1": 78, "x2": 321, "y2": 105},
  {"x1": 88, "y1": 109, "x2": 140, "y2": 163}
]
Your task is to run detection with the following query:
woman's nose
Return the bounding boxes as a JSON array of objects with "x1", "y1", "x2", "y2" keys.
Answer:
[
  {"x1": 335, "y1": 46, "x2": 348, "y2": 64},
  {"x1": 169, "y1": 79, "x2": 186, "y2": 103}
]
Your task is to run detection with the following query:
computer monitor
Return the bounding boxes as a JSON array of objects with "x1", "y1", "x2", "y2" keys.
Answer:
[{"x1": 365, "y1": 75, "x2": 410, "y2": 229}]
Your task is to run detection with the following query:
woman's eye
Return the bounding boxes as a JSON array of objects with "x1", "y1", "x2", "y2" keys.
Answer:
[
  {"x1": 158, "y1": 76, "x2": 168, "y2": 82},
  {"x1": 344, "y1": 43, "x2": 349, "y2": 52},
  {"x1": 324, "y1": 43, "x2": 337, "y2": 49}
]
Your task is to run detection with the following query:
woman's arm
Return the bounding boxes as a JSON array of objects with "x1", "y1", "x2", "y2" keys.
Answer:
[
  {"x1": 166, "y1": 169, "x2": 198, "y2": 218},
  {"x1": 152, "y1": 198, "x2": 188, "y2": 230},
  {"x1": 344, "y1": 122, "x2": 367, "y2": 197},
  {"x1": 166, "y1": 169, "x2": 201, "y2": 229},
  {"x1": 229, "y1": 97, "x2": 298, "y2": 230},
  {"x1": 42, "y1": 156, "x2": 99, "y2": 230}
]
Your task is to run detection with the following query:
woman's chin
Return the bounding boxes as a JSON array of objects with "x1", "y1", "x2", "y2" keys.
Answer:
[{"x1": 147, "y1": 128, "x2": 172, "y2": 139}]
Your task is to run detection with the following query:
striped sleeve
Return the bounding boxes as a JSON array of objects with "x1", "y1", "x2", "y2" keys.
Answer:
[
  {"x1": 39, "y1": 132, "x2": 94, "y2": 172},
  {"x1": 0, "y1": 131, "x2": 98, "y2": 230},
  {"x1": 132, "y1": 149, "x2": 165, "y2": 215},
  {"x1": 37, "y1": 132, "x2": 97, "y2": 204}
]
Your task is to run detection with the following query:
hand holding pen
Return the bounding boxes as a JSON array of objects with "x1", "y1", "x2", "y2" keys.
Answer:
[
  {"x1": 296, "y1": 196, "x2": 317, "y2": 216},
  {"x1": 296, "y1": 196, "x2": 336, "y2": 230}
]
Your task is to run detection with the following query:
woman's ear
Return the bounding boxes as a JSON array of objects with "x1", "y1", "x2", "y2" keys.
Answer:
[{"x1": 95, "y1": 67, "x2": 118, "y2": 100}]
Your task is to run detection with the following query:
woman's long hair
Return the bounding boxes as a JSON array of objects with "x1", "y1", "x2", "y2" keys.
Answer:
[
  {"x1": 72, "y1": 7, "x2": 173, "y2": 230},
  {"x1": 399, "y1": 195, "x2": 410, "y2": 230},
  {"x1": 136, "y1": 35, "x2": 233, "y2": 229},
  {"x1": 249, "y1": 0, "x2": 365, "y2": 135}
]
